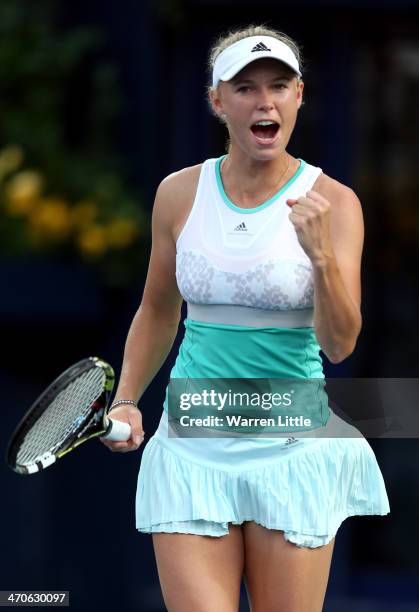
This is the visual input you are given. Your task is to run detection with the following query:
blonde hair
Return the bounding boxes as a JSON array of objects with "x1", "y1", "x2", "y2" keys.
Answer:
[{"x1": 206, "y1": 24, "x2": 305, "y2": 131}]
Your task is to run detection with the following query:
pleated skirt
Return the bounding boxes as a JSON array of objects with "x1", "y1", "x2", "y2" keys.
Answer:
[{"x1": 135, "y1": 318, "x2": 390, "y2": 548}]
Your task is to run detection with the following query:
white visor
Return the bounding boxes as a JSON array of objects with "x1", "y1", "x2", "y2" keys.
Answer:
[{"x1": 212, "y1": 35, "x2": 301, "y2": 87}]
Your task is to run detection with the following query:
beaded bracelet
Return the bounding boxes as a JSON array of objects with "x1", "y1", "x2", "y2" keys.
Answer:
[{"x1": 109, "y1": 399, "x2": 138, "y2": 412}]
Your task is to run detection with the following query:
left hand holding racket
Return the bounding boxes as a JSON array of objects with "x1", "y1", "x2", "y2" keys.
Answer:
[
  {"x1": 6, "y1": 357, "x2": 139, "y2": 475},
  {"x1": 99, "y1": 403, "x2": 144, "y2": 453}
]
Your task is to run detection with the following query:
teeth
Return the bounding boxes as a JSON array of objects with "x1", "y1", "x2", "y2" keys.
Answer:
[{"x1": 254, "y1": 120, "x2": 276, "y2": 126}]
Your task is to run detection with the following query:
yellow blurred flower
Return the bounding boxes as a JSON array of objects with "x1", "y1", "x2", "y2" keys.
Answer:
[
  {"x1": 0, "y1": 144, "x2": 24, "y2": 178},
  {"x1": 106, "y1": 218, "x2": 139, "y2": 248},
  {"x1": 70, "y1": 200, "x2": 98, "y2": 228},
  {"x1": 28, "y1": 197, "x2": 72, "y2": 242},
  {"x1": 4, "y1": 170, "x2": 44, "y2": 215},
  {"x1": 77, "y1": 224, "x2": 108, "y2": 257}
]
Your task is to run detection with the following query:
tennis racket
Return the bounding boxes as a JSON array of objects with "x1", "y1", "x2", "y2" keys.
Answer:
[{"x1": 6, "y1": 356, "x2": 132, "y2": 475}]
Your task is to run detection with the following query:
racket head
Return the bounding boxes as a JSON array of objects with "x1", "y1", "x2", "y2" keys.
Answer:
[{"x1": 6, "y1": 357, "x2": 115, "y2": 475}]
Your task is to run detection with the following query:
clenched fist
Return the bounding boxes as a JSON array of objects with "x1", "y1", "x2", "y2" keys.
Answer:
[{"x1": 286, "y1": 190, "x2": 333, "y2": 264}]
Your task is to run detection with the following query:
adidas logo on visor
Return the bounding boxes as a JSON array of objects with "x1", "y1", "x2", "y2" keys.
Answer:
[
  {"x1": 251, "y1": 42, "x2": 271, "y2": 53},
  {"x1": 234, "y1": 222, "x2": 247, "y2": 231}
]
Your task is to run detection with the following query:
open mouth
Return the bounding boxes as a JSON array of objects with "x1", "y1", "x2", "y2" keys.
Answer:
[{"x1": 250, "y1": 120, "x2": 280, "y2": 140}]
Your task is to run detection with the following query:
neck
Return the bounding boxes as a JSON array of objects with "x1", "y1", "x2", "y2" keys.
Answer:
[{"x1": 221, "y1": 148, "x2": 296, "y2": 208}]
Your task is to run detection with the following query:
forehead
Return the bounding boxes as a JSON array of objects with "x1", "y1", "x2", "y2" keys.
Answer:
[{"x1": 231, "y1": 57, "x2": 296, "y2": 82}]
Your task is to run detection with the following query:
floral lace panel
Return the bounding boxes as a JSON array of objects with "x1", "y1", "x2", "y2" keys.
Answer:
[{"x1": 176, "y1": 250, "x2": 313, "y2": 310}]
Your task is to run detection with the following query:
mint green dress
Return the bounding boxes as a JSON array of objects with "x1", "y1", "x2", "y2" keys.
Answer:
[{"x1": 135, "y1": 157, "x2": 390, "y2": 547}]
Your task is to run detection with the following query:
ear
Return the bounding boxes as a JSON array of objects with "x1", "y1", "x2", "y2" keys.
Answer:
[
  {"x1": 296, "y1": 79, "x2": 304, "y2": 109},
  {"x1": 209, "y1": 85, "x2": 224, "y2": 118}
]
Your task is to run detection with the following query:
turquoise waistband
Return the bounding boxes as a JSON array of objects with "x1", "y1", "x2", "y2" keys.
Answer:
[{"x1": 174, "y1": 318, "x2": 324, "y2": 379}]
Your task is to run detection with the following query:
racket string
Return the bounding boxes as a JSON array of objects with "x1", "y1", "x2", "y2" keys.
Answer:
[{"x1": 16, "y1": 367, "x2": 106, "y2": 465}]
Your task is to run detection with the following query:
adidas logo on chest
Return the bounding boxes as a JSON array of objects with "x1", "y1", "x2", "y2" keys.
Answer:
[
  {"x1": 235, "y1": 222, "x2": 247, "y2": 232},
  {"x1": 227, "y1": 221, "x2": 254, "y2": 236}
]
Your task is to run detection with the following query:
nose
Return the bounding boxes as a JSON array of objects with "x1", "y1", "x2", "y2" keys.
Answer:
[{"x1": 256, "y1": 87, "x2": 274, "y2": 111}]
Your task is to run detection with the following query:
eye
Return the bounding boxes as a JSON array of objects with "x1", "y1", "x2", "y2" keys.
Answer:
[
  {"x1": 274, "y1": 83, "x2": 287, "y2": 90},
  {"x1": 236, "y1": 85, "x2": 251, "y2": 93}
]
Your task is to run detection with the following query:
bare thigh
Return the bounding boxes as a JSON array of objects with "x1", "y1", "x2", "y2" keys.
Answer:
[
  {"x1": 242, "y1": 522, "x2": 335, "y2": 612},
  {"x1": 152, "y1": 525, "x2": 244, "y2": 612}
]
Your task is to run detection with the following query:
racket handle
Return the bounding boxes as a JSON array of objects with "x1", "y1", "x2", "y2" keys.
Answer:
[{"x1": 103, "y1": 418, "x2": 132, "y2": 442}]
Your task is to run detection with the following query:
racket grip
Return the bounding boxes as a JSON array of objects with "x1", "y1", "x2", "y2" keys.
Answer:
[{"x1": 104, "y1": 418, "x2": 132, "y2": 442}]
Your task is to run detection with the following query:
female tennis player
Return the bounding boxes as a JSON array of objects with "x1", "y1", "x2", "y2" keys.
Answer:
[{"x1": 100, "y1": 25, "x2": 390, "y2": 612}]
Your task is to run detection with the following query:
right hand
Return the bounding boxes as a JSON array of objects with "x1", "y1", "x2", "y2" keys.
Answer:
[{"x1": 99, "y1": 404, "x2": 145, "y2": 453}]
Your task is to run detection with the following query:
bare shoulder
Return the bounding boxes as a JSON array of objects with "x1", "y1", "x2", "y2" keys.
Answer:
[
  {"x1": 312, "y1": 171, "x2": 363, "y2": 217},
  {"x1": 158, "y1": 163, "x2": 203, "y2": 199},
  {"x1": 153, "y1": 163, "x2": 203, "y2": 241},
  {"x1": 313, "y1": 171, "x2": 364, "y2": 252}
]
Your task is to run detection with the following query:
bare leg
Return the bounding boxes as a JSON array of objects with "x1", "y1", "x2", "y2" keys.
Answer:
[
  {"x1": 242, "y1": 521, "x2": 335, "y2": 612},
  {"x1": 152, "y1": 524, "x2": 244, "y2": 612}
]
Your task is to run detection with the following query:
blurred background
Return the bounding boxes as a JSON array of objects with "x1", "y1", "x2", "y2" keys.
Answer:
[{"x1": 1, "y1": 0, "x2": 419, "y2": 610}]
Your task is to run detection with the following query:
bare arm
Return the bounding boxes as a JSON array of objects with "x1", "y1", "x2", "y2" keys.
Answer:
[
  {"x1": 100, "y1": 174, "x2": 184, "y2": 451},
  {"x1": 112, "y1": 303, "x2": 181, "y2": 404},
  {"x1": 312, "y1": 186, "x2": 363, "y2": 363},
  {"x1": 112, "y1": 181, "x2": 183, "y2": 404},
  {"x1": 287, "y1": 180, "x2": 364, "y2": 364}
]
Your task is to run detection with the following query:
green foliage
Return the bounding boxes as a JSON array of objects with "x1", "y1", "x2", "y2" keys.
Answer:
[{"x1": 0, "y1": 0, "x2": 149, "y2": 287}]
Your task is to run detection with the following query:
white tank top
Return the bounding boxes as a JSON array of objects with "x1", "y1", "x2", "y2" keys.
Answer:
[{"x1": 176, "y1": 156, "x2": 322, "y2": 323}]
